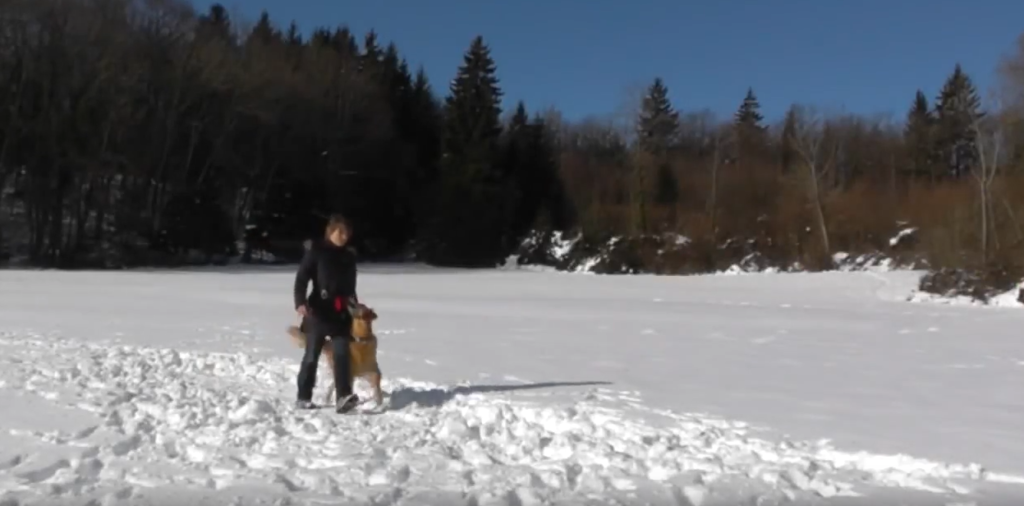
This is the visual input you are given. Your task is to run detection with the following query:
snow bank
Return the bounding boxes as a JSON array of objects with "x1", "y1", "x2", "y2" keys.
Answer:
[{"x1": 906, "y1": 283, "x2": 1024, "y2": 308}]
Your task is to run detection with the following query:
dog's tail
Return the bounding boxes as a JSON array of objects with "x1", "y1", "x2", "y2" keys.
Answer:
[{"x1": 286, "y1": 325, "x2": 305, "y2": 349}]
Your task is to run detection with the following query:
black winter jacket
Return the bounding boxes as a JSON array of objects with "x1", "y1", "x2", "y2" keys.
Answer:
[{"x1": 293, "y1": 240, "x2": 359, "y2": 334}]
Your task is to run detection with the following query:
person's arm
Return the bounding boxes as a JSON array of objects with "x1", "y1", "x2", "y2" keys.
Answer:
[
  {"x1": 293, "y1": 244, "x2": 317, "y2": 310},
  {"x1": 346, "y1": 247, "x2": 361, "y2": 313}
]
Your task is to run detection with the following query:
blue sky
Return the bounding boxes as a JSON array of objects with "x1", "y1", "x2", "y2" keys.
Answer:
[{"x1": 195, "y1": 0, "x2": 1024, "y2": 123}]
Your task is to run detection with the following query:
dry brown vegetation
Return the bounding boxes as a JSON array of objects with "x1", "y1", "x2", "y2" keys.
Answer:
[{"x1": 544, "y1": 74, "x2": 1024, "y2": 299}]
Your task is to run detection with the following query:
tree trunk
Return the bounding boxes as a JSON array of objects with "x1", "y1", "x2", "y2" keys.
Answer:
[{"x1": 810, "y1": 161, "x2": 831, "y2": 257}]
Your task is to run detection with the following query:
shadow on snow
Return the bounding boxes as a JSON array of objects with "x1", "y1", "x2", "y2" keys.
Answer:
[{"x1": 387, "y1": 380, "x2": 613, "y2": 411}]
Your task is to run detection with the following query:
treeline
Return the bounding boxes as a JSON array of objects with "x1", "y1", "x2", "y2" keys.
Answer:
[
  {"x1": 2, "y1": 0, "x2": 1024, "y2": 294},
  {"x1": 552, "y1": 62, "x2": 1024, "y2": 295}
]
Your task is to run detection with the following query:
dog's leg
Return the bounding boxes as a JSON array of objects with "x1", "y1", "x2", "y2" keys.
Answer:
[{"x1": 369, "y1": 367, "x2": 383, "y2": 406}]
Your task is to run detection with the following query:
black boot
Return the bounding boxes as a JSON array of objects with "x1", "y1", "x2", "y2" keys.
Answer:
[{"x1": 336, "y1": 394, "x2": 360, "y2": 414}]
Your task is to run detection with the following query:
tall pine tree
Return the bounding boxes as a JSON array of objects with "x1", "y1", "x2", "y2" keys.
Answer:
[
  {"x1": 733, "y1": 87, "x2": 767, "y2": 162},
  {"x1": 246, "y1": 11, "x2": 278, "y2": 47},
  {"x1": 779, "y1": 106, "x2": 799, "y2": 174},
  {"x1": 197, "y1": 4, "x2": 234, "y2": 44},
  {"x1": 934, "y1": 64, "x2": 984, "y2": 178},
  {"x1": 903, "y1": 90, "x2": 938, "y2": 182},
  {"x1": 634, "y1": 78, "x2": 680, "y2": 231},
  {"x1": 408, "y1": 68, "x2": 443, "y2": 185},
  {"x1": 636, "y1": 78, "x2": 679, "y2": 154},
  {"x1": 419, "y1": 36, "x2": 512, "y2": 266},
  {"x1": 502, "y1": 101, "x2": 565, "y2": 239}
]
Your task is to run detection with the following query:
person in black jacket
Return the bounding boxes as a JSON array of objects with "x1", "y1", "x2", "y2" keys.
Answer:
[{"x1": 293, "y1": 213, "x2": 362, "y2": 413}]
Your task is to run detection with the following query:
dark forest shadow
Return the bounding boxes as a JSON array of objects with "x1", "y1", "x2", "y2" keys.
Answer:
[{"x1": 387, "y1": 380, "x2": 613, "y2": 410}]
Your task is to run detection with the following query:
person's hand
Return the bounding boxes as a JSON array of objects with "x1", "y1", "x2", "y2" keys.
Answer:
[{"x1": 296, "y1": 305, "x2": 310, "y2": 317}]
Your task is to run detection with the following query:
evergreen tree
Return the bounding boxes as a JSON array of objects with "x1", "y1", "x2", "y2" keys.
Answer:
[
  {"x1": 903, "y1": 90, "x2": 938, "y2": 181},
  {"x1": 502, "y1": 102, "x2": 538, "y2": 238},
  {"x1": 502, "y1": 103, "x2": 570, "y2": 237},
  {"x1": 331, "y1": 27, "x2": 359, "y2": 58},
  {"x1": 197, "y1": 4, "x2": 234, "y2": 44},
  {"x1": 380, "y1": 44, "x2": 407, "y2": 105},
  {"x1": 734, "y1": 87, "x2": 765, "y2": 129},
  {"x1": 532, "y1": 113, "x2": 573, "y2": 231},
  {"x1": 285, "y1": 21, "x2": 302, "y2": 46},
  {"x1": 419, "y1": 36, "x2": 511, "y2": 266},
  {"x1": 360, "y1": 30, "x2": 382, "y2": 73},
  {"x1": 283, "y1": 21, "x2": 303, "y2": 68},
  {"x1": 504, "y1": 101, "x2": 531, "y2": 174},
  {"x1": 934, "y1": 64, "x2": 984, "y2": 178},
  {"x1": 409, "y1": 68, "x2": 443, "y2": 184},
  {"x1": 734, "y1": 87, "x2": 768, "y2": 161},
  {"x1": 442, "y1": 36, "x2": 503, "y2": 165},
  {"x1": 634, "y1": 78, "x2": 680, "y2": 229},
  {"x1": 636, "y1": 77, "x2": 679, "y2": 155},
  {"x1": 780, "y1": 106, "x2": 798, "y2": 174},
  {"x1": 309, "y1": 27, "x2": 332, "y2": 48},
  {"x1": 247, "y1": 11, "x2": 278, "y2": 47}
]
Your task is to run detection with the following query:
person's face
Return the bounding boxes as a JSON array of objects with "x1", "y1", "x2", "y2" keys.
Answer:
[{"x1": 328, "y1": 225, "x2": 349, "y2": 246}]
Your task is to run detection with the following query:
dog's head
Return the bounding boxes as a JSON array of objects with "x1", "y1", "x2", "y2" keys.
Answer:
[
  {"x1": 350, "y1": 304, "x2": 377, "y2": 339},
  {"x1": 352, "y1": 304, "x2": 377, "y2": 322}
]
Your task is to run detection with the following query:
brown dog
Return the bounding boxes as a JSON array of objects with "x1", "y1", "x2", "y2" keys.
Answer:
[{"x1": 286, "y1": 304, "x2": 383, "y2": 407}]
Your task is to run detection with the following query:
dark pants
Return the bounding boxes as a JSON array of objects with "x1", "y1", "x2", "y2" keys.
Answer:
[{"x1": 296, "y1": 319, "x2": 353, "y2": 402}]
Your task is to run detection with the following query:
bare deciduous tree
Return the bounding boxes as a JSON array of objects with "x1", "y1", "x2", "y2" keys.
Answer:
[
  {"x1": 788, "y1": 105, "x2": 839, "y2": 259},
  {"x1": 702, "y1": 121, "x2": 730, "y2": 243},
  {"x1": 970, "y1": 107, "x2": 1006, "y2": 265}
]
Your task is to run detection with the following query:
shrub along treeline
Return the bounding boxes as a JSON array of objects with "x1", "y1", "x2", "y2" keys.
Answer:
[{"x1": 2, "y1": 1, "x2": 1024, "y2": 299}]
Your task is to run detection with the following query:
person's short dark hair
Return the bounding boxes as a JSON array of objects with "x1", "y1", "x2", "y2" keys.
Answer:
[{"x1": 324, "y1": 213, "x2": 352, "y2": 238}]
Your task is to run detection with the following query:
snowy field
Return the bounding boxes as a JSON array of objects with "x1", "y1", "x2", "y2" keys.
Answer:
[{"x1": 1, "y1": 265, "x2": 1024, "y2": 506}]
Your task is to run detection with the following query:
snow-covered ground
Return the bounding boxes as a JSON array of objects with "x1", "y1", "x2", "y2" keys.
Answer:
[{"x1": 1, "y1": 266, "x2": 1023, "y2": 506}]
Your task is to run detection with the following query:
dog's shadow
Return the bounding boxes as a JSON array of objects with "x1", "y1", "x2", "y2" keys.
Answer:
[{"x1": 385, "y1": 380, "x2": 612, "y2": 411}]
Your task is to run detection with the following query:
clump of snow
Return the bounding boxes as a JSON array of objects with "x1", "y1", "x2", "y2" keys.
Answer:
[
  {"x1": 890, "y1": 226, "x2": 918, "y2": 248},
  {"x1": 670, "y1": 233, "x2": 692, "y2": 246},
  {"x1": 719, "y1": 252, "x2": 787, "y2": 275},
  {"x1": 549, "y1": 231, "x2": 581, "y2": 260},
  {"x1": 833, "y1": 252, "x2": 898, "y2": 273}
]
